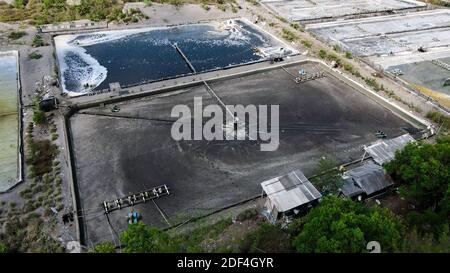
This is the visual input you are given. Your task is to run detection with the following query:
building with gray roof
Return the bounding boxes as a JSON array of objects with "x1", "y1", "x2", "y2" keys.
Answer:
[
  {"x1": 364, "y1": 133, "x2": 415, "y2": 165},
  {"x1": 340, "y1": 162, "x2": 393, "y2": 198},
  {"x1": 261, "y1": 169, "x2": 322, "y2": 221}
]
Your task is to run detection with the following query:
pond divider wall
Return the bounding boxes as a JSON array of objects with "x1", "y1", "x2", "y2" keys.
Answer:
[{"x1": 62, "y1": 108, "x2": 85, "y2": 246}]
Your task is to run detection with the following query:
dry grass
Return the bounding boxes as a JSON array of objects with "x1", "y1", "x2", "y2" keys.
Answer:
[{"x1": 412, "y1": 84, "x2": 450, "y2": 108}]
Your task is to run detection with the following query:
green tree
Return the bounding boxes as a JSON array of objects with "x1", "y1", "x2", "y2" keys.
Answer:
[
  {"x1": 310, "y1": 157, "x2": 344, "y2": 195},
  {"x1": 292, "y1": 196, "x2": 405, "y2": 253},
  {"x1": 90, "y1": 242, "x2": 116, "y2": 253},
  {"x1": 384, "y1": 137, "x2": 450, "y2": 236},
  {"x1": 239, "y1": 223, "x2": 292, "y2": 253},
  {"x1": 401, "y1": 228, "x2": 450, "y2": 253},
  {"x1": 0, "y1": 242, "x2": 8, "y2": 253},
  {"x1": 120, "y1": 222, "x2": 176, "y2": 253}
]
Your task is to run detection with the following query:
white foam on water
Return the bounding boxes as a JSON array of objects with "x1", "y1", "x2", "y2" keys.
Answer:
[
  {"x1": 55, "y1": 35, "x2": 108, "y2": 96},
  {"x1": 206, "y1": 20, "x2": 269, "y2": 47},
  {"x1": 55, "y1": 27, "x2": 159, "y2": 96},
  {"x1": 70, "y1": 27, "x2": 153, "y2": 47}
]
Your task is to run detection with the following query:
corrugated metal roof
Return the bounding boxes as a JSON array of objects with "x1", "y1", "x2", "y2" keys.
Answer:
[
  {"x1": 340, "y1": 177, "x2": 365, "y2": 197},
  {"x1": 341, "y1": 162, "x2": 393, "y2": 196},
  {"x1": 261, "y1": 169, "x2": 322, "y2": 212},
  {"x1": 364, "y1": 134, "x2": 415, "y2": 165}
]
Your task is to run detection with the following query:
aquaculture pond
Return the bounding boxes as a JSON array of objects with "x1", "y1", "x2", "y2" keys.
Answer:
[
  {"x1": 55, "y1": 19, "x2": 295, "y2": 96},
  {"x1": 0, "y1": 52, "x2": 20, "y2": 192}
]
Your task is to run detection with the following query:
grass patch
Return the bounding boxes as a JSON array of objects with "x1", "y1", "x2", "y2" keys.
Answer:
[
  {"x1": 318, "y1": 49, "x2": 327, "y2": 59},
  {"x1": 33, "y1": 109, "x2": 45, "y2": 124},
  {"x1": 173, "y1": 217, "x2": 233, "y2": 252},
  {"x1": 26, "y1": 139, "x2": 59, "y2": 177},
  {"x1": 281, "y1": 28, "x2": 298, "y2": 42},
  {"x1": 236, "y1": 208, "x2": 259, "y2": 222},
  {"x1": 332, "y1": 44, "x2": 340, "y2": 52},
  {"x1": 275, "y1": 15, "x2": 288, "y2": 23},
  {"x1": 31, "y1": 35, "x2": 47, "y2": 47},
  {"x1": 343, "y1": 62, "x2": 353, "y2": 72},
  {"x1": 28, "y1": 51, "x2": 42, "y2": 60},
  {"x1": 245, "y1": 0, "x2": 260, "y2": 6},
  {"x1": 342, "y1": 62, "x2": 361, "y2": 77},
  {"x1": 201, "y1": 3, "x2": 210, "y2": 10},
  {"x1": 326, "y1": 52, "x2": 341, "y2": 65},
  {"x1": 364, "y1": 77, "x2": 381, "y2": 91},
  {"x1": 301, "y1": 39, "x2": 312, "y2": 48},
  {"x1": 8, "y1": 30, "x2": 26, "y2": 40},
  {"x1": 217, "y1": 4, "x2": 227, "y2": 11},
  {"x1": 426, "y1": 111, "x2": 450, "y2": 133},
  {"x1": 290, "y1": 22, "x2": 302, "y2": 31},
  {"x1": 0, "y1": 211, "x2": 64, "y2": 252}
]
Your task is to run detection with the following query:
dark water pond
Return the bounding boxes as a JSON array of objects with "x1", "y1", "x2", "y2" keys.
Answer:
[{"x1": 55, "y1": 19, "x2": 294, "y2": 95}]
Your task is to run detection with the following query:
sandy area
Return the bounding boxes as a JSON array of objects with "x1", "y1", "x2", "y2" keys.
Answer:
[{"x1": 123, "y1": 2, "x2": 245, "y2": 26}]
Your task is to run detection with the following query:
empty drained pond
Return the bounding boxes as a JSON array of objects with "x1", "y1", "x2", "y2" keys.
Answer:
[
  {"x1": 55, "y1": 19, "x2": 296, "y2": 96},
  {"x1": 68, "y1": 62, "x2": 419, "y2": 244},
  {"x1": 261, "y1": 0, "x2": 425, "y2": 23}
]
